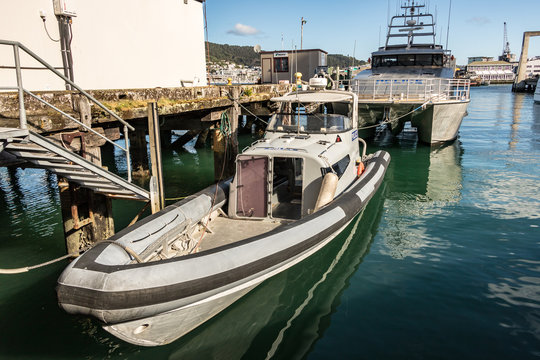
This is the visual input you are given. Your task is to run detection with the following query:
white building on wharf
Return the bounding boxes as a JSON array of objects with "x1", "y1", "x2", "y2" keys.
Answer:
[
  {"x1": 466, "y1": 60, "x2": 515, "y2": 84},
  {"x1": 525, "y1": 57, "x2": 540, "y2": 78},
  {"x1": 0, "y1": 0, "x2": 207, "y2": 90}
]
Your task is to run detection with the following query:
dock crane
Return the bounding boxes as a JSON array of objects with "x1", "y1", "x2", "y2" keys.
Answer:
[{"x1": 499, "y1": 22, "x2": 512, "y2": 62}]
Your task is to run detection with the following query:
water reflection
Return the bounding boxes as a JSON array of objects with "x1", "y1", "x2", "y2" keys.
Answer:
[
  {"x1": 163, "y1": 187, "x2": 386, "y2": 360},
  {"x1": 0, "y1": 167, "x2": 61, "y2": 240},
  {"x1": 509, "y1": 93, "x2": 525, "y2": 149},
  {"x1": 532, "y1": 102, "x2": 540, "y2": 150},
  {"x1": 376, "y1": 134, "x2": 463, "y2": 259}
]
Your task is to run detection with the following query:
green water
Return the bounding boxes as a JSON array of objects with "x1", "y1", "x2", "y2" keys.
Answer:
[{"x1": 0, "y1": 85, "x2": 539, "y2": 359}]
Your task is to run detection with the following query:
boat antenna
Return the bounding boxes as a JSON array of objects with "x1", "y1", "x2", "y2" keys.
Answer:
[
  {"x1": 445, "y1": 0, "x2": 452, "y2": 50},
  {"x1": 387, "y1": 0, "x2": 390, "y2": 26},
  {"x1": 352, "y1": 40, "x2": 356, "y2": 67}
]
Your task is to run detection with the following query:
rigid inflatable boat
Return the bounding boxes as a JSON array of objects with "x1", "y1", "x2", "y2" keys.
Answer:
[{"x1": 57, "y1": 82, "x2": 390, "y2": 346}]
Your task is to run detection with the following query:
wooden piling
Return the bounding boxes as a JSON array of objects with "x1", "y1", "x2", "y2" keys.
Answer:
[
  {"x1": 148, "y1": 101, "x2": 165, "y2": 212},
  {"x1": 59, "y1": 99, "x2": 115, "y2": 253},
  {"x1": 129, "y1": 127, "x2": 150, "y2": 178},
  {"x1": 195, "y1": 128, "x2": 210, "y2": 148}
]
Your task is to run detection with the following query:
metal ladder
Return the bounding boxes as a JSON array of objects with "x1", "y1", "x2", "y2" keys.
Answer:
[
  {"x1": 0, "y1": 128, "x2": 149, "y2": 200},
  {"x1": 0, "y1": 40, "x2": 151, "y2": 202}
]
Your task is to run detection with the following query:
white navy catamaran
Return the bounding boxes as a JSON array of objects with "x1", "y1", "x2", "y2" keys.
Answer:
[
  {"x1": 351, "y1": 0, "x2": 470, "y2": 144},
  {"x1": 56, "y1": 78, "x2": 390, "y2": 346}
]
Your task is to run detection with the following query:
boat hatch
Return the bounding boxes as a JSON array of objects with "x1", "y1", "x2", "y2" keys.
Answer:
[
  {"x1": 232, "y1": 155, "x2": 304, "y2": 220},
  {"x1": 271, "y1": 157, "x2": 303, "y2": 220}
]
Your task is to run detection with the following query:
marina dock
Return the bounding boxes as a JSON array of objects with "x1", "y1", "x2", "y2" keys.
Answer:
[{"x1": 0, "y1": 40, "x2": 290, "y2": 252}]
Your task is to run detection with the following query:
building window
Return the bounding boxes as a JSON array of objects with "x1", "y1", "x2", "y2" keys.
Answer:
[{"x1": 274, "y1": 57, "x2": 289, "y2": 72}]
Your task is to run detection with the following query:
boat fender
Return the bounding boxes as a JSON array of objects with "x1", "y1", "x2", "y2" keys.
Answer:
[
  {"x1": 356, "y1": 159, "x2": 365, "y2": 177},
  {"x1": 314, "y1": 172, "x2": 338, "y2": 212}
]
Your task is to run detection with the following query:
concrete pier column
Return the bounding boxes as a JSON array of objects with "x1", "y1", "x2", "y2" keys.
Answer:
[
  {"x1": 129, "y1": 127, "x2": 150, "y2": 178},
  {"x1": 513, "y1": 31, "x2": 540, "y2": 92}
]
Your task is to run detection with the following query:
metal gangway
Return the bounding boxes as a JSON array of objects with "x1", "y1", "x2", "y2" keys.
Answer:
[{"x1": 0, "y1": 40, "x2": 150, "y2": 201}]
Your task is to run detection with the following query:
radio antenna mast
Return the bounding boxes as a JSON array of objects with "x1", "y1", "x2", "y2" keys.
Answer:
[{"x1": 445, "y1": 0, "x2": 452, "y2": 50}]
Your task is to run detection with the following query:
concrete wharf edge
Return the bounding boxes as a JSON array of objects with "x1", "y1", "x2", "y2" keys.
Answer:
[{"x1": 0, "y1": 84, "x2": 293, "y2": 134}]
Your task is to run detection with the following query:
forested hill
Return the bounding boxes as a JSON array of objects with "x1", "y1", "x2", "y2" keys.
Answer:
[
  {"x1": 206, "y1": 42, "x2": 366, "y2": 68},
  {"x1": 207, "y1": 42, "x2": 260, "y2": 67}
]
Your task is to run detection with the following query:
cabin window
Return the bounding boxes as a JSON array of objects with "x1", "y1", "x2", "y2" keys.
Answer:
[
  {"x1": 433, "y1": 55, "x2": 443, "y2": 66},
  {"x1": 416, "y1": 54, "x2": 432, "y2": 66},
  {"x1": 398, "y1": 55, "x2": 415, "y2": 66},
  {"x1": 321, "y1": 155, "x2": 350, "y2": 179},
  {"x1": 236, "y1": 155, "x2": 268, "y2": 218},
  {"x1": 372, "y1": 54, "x2": 444, "y2": 67},
  {"x1": 274, "y1": 57, "x2": 289, "y2": 72},
  {"x1": 380, "y1": 56, "x2": 398, "y2": 66},
  {"x1": 271, "y1": 157, "x2": 303, "y2": 220}
]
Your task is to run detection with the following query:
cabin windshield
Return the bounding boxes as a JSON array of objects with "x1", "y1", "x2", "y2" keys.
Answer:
[
  {"x1": 372, "y1": 54, "x2": 444, "y2": 67},
  {"x1": 267, "y1": 101, "x2": 351, "y2": 134}
]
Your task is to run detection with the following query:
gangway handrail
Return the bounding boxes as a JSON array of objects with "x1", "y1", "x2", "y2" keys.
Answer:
[
  {"x1": 0, "y1": 40, "x2": 134, "y2": 131},
  {"x1": 21, "y1": 89, "x2": 129, "y2": 153},
  {"x1": 0, "y1": 39, "x2": 134, "y2": 182}
]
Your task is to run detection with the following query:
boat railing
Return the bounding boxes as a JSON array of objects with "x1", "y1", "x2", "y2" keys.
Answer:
[
  {"x1": 347, "y1": 78, "x2": 470, "y2": 103},
  {"x1": 0, "y1": 39, "x2": 135, "y2": 182}
]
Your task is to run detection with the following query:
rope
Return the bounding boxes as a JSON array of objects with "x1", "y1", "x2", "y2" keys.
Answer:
[
  {"x1": 0, "y1": 235, "x2": 150, "y2": 274},
  {"x1": 357, "y1": 96, "x2": 436, "y2": 130},
  {"x1": 236, "y1": 101, "x2": 269, "y2": 125},
  {"x1": 165, "y1": 196, "x2": 188, "y2": 201},
  {"x1": 0, "y1": 251, "x2": 81, "y2": 274},
  {"x1": 220, "y1": 111, "x2": 232, "y2": 137}
]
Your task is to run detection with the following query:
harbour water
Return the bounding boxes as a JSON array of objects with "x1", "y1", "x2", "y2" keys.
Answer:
[{"x1": 0, "y1": 85, "x2": 539, "y2": 359}]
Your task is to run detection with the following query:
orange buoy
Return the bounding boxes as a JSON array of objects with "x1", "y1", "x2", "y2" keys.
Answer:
[{"x1": 356, "y1": 160, "x2": 365, "y2": 177}]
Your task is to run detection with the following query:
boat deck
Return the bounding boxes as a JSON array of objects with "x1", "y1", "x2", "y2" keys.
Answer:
[{"x1": 196, "y1": 216, "x2": 284, "y2": 252}]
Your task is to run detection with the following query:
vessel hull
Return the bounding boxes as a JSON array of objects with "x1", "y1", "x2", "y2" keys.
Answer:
[{"x1": 57, "y1": 151, "x2": 391, "y2": 345}]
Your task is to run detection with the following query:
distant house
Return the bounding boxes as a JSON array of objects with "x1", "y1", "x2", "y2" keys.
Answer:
[
  {"x1": 260, "y1": 49, "x2": 328, "y2": 84},
  {"x1": 466, "y1": 61, "x2": 515, "y2": 83},
  {"x1": 0, "y1": 0, "x2": 206, "y2": 90}
]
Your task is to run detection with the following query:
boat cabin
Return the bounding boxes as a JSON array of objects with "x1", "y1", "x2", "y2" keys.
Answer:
[{"x1": 228, "y1": 90, "x2": 361, "y2": 221}]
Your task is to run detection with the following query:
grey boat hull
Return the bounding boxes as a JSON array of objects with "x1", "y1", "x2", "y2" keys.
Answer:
[
  {"x1": 358, "y1": 100, "x2": 469, "y2": 144},
  {"x1": 57, "y1": 151, "x2": 390, "y2": 346}
]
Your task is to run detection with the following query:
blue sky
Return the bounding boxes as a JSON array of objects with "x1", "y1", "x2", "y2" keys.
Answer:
[{"x1": 204, "y1": 0, "x2": 540, "y2": 65}]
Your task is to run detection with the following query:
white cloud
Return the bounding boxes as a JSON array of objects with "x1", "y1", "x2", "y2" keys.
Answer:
[
  {"x1": 227, "y1": 23, "x2": 260, "y2": 36},
  {"x1": 467, "y1": 17, "x2": 491, "y2": 25}
]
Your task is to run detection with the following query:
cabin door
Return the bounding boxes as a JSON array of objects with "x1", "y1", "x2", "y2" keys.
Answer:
[
  {"x1": 235, "y1": 155, "x2": 268, "y2": 218},
  {"x1": 262, "y1": 58, "x2": 272, "y2": 83}
]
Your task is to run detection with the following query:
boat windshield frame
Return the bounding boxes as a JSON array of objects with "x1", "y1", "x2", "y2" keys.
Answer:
[
  {"x1": 266, "y1": 101, "x2": 352, "y2": 134},
  {"x1": 372, "y1": 53, "x2": 444, "y2": 68}
]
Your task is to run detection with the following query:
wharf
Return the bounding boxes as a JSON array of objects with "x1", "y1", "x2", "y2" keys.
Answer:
[
  {"x1": 0, "y1": 84, "x2": 290, "y2": 134},
  {"x1": 0, "y1": 83, "x2": 290, "y2": 254}
]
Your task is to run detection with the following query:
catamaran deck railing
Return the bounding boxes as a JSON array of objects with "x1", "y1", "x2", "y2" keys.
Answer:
[{"x1": 343, "y1": 78, "x2": 470, "y2": 103}]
